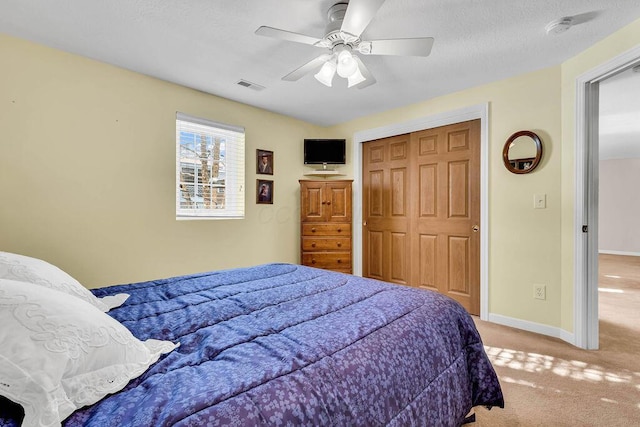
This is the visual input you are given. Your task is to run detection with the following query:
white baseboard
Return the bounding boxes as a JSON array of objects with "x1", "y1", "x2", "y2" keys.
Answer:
[
  {"x1": 487, "y1": 313, "x2": 575, "y2": 346},
  {"x1": 598, "y1": 250, "x2": 640, "y2": 257}
]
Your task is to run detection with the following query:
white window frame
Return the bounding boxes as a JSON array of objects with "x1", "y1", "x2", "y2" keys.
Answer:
[{"x1": 176, "y1": 112, "x2": 245, "y2": 219}]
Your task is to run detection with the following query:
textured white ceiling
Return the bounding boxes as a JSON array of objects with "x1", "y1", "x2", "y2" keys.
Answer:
[{"x1": 1, "y1": 0, "x2": 640, "y2": 127}]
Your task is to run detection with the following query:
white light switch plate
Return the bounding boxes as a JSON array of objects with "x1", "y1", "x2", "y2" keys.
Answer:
[{"x1": 534, "y1": 194, "x2": 546, "y2": 209}]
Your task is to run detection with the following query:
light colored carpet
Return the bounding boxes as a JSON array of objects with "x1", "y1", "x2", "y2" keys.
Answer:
[{"x1": 472, "y1": 254, "x2": 640, "y2": 426}]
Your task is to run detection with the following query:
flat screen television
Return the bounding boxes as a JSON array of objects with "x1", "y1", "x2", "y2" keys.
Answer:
[{"x1": 304, "y1": 139, "x2": 346, "y2": 165}]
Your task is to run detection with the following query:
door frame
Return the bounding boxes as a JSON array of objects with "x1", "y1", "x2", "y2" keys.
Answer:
[
  {"x1": 574, "y1": 45, "x2": 640, "y2": 349},
  {"x1": 351, "y1": 103, "x2": 490, "y2": 320}
]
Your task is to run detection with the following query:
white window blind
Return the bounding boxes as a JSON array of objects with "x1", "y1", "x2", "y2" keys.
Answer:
[{"x1": 176, "y1": 112, "x2": 245, "y2": 219}]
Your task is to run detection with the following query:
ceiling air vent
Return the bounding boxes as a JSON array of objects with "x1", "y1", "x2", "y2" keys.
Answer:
[{"x1": 236, "y1": 79, "x2": 265, "y2": 91}]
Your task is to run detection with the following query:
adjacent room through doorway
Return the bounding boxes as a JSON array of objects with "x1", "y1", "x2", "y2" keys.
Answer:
[{"x1": 597, "y1": 63, "x2": 640, "y2": 350}]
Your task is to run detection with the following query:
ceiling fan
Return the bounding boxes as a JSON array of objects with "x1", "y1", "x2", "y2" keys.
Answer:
[{"x1": 255, "y1": 0, "x2": 434, "y2": 89}]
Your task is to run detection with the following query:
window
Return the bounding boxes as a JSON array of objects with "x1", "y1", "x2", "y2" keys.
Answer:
[{"x1": 176, "y1": 112, "x2": 245, "y2": 219}]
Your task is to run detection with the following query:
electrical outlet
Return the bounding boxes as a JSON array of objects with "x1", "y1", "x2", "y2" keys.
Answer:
[{"x1": 534, "y1": 284, "x2": 546, "y2": 300}]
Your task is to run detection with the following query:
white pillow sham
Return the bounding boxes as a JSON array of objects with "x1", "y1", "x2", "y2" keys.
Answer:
[
  {"x1": 0, "y1": 278, "x2": 178, "y2": 427},
  {"x1": 0, "y1": 251, "x2": 128, "y2": 311}
]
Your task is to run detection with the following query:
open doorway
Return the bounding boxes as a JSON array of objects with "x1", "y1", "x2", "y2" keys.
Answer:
[
  {"x1": 597, "y1": 66, "x2": 640, "y2": 352},
  {"x1": 576, "y1": 45, "x2": 640, "y2": 350}
]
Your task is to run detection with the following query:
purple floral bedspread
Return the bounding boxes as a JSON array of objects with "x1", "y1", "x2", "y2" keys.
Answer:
[{"x1": 1, "y1": 263, "x2": 503, "y2": 426}]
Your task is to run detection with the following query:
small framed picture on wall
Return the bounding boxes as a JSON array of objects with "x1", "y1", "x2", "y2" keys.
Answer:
[
  {"x1": 256, "y1": 149, "x2": 273, "y2": 175},
  {"x1": 256, "y1": 179, "x2": 273, "y2": 204}
]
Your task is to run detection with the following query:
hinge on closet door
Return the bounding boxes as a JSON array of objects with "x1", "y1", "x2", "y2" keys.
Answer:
[{"x1": 582, "y1": 225, "x2": 588, "y2": 233}]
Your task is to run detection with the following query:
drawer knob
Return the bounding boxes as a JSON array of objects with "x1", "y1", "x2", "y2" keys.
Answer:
[
  {"x1": 311, "y1": 242, "x2": 316, "y2": 248},
  {"x1": 337, "y1": 242, "x2": 341, "y2": 247},
  {"x1": 311, "y1": 259, "x2": 316, "y2": 264},
  {"x1": 326, "y1": 201, "x2": 331, "y2": 205},
  {"x1": 337, "y1": 228, "x2": 342, "y2": 233},
  {"x1": 337, "y1": 259, "x2": 342, "y2": 263},
  {"x1": 311, "y1": 228, "x2": 316, "y2": 233}
]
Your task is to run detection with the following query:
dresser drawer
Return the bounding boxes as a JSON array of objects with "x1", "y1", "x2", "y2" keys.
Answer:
[
  {"x1": 302, "y1": 223, "x2": 351, "y2": 236},
  {"x1": 302, "y1": 237, "x2": 351, "y2": 251},
  {"x1": 302, "y1": 252, "x2": 351, "y2": 270}
]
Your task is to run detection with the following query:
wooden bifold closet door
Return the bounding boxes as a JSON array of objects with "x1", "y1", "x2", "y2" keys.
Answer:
[{"x1": 362, "y1": 119, "x2": 480, "y2": 315}]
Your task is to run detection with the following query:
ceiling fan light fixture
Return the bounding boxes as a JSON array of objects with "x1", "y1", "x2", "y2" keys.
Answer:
[
  {"x1": 314, "y1": 60, "x2": 337, "y2": 87},
  {"x1": 336, "y1": 49, "x2": 359, "y2": 78},
  {"x1": 347, "y1": 67, "x2": 366, "y2": 88},
  {"x1": 256, "y1": 0, "x2": 435, "y2": 90}
]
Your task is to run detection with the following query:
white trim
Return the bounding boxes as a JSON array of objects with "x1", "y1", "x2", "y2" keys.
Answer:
[
  {"x1": 488, "y1": 313, "x2": 574, "y2": 344},
  {"x1": 574, "y1": 44, "x2": 640, "y2": 350},
  {"x1": 176, "y1": 111, "x2": 245, "y2": 134},
  {"x1": 352, "y1": 103, "x2": 490, "y2": 320},
  {"x1": 573, "y1": 77, "x2": 588, "y2": 349},
  {"x1": 598, "y1": 250, "x2": 640, "y2": 257}
]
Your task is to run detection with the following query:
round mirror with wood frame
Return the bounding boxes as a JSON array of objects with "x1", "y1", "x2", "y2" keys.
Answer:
[{"x1": 503, "y1": 130, "x2": 543, "y2": 174}]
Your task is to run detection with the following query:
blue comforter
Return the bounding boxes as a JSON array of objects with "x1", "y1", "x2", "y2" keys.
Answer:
[{"x1": 2, "y1": 263, "x2": 503, "y2": 426}]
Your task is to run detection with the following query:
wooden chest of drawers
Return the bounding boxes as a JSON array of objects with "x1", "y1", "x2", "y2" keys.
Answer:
[{"x1": 299, "y1": 180, "x2": 353, "y2": 274}]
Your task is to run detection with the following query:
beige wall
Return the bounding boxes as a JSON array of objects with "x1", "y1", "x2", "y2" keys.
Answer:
[
  {"x1": 332, "y1": 67, "x2": 563, "y2": 327},
  {"x1": 332, "y1": 17, "x2": 640, "y2": 335},
  {"x1": 2, "y1": 16, "x2": 640, "y2": 337},
  {"x1": 0, "y1": 34, "x2": 324, "y2": 287}
]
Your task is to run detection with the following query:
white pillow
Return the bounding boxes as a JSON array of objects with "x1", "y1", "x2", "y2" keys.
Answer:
[
  {"x1": 0, "y1": 279, "x2": 178, "y2": 427},
  {"x1": 0, "y1": 251, "x2": 128, "y2": 312}
]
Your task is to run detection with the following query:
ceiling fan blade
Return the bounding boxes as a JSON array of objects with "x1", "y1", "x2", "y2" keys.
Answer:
[
  {"x1": 341, "y1": 0, "x2": 387, "y2": 37},
  {"x1": 363, "y1": 37, "x2": 435, "y2": 57},
  {"x1": 255, "y1": 26, "x2": 322, "y2": 46},
  {"x1": 282, "y1": 54, "x2": 333, "y2": 81},
  {"x1": 353, "y1": 56, "x2": 376, "y2": 89}
]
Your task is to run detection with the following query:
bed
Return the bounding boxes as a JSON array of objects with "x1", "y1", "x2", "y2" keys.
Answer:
[{"x1": 1, "y1": 261, "x2": 503, "y2": 426}]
